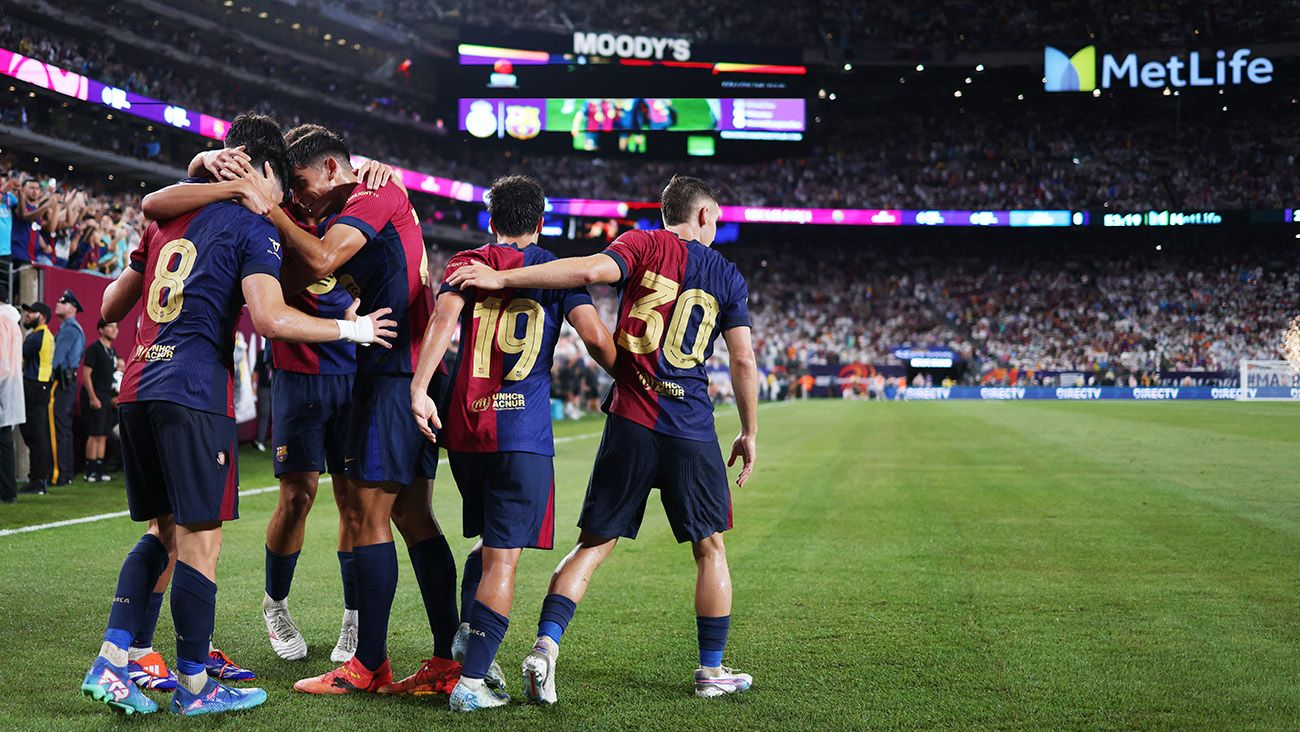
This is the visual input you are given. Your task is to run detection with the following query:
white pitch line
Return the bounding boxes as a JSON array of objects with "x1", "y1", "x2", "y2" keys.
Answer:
[
  {"x1": 0, "y1": 431, "x2": 603, "y2": 539},
  {"x1": 0, "y1": 399, "x2": 789, "y2": 539}
]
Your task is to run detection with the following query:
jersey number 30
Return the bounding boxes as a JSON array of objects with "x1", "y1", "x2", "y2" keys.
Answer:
[
  {"x1": 618, "y1": 271, "x2": 719, "y2": 368},
  {"x1": 472, "y1": 296, "x2": 545, "y2": 381},
  {"x1": 146, "y1": 238, "x2": 198, "y2": 323}
]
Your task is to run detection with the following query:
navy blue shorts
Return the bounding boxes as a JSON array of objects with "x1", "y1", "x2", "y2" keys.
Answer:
[
  {"x1": 449, "y1": 451, "x2": 555, "y2": 550},
  {"x1": 119, "y1": 401, "x2": 239, "y2": 525},
  {"x1": 271, "y1": 371, "x2": 353, "y2": 477},
  {"x1": 579, "y1": 414, "x2": 732, "y2": 544},
  {"x1": 344, "y1": 374, "x2": 438, "y2": 486}
]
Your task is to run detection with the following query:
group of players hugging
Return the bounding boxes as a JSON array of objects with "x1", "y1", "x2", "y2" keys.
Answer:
[{"x1": 76, "y1": 113, "x2": 759, "y2": 716}]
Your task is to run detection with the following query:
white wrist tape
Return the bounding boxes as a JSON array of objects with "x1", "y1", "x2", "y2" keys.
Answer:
[{"x1": 336, "y1": 317, "x2": 374, "y2": 345}]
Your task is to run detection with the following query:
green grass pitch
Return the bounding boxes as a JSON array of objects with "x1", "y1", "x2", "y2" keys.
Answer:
[{"x1": 1, "y1": 400, "x2": 1297, "y2": 730}]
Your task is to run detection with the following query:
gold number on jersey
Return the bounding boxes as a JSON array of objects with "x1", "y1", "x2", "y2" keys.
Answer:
[
  {"x1": 617, "y1": 271, "x2": 679, "y2": 354},
  {"x1": 663, "y1": 289, "x2": 720, "y2": 368},
  {"x1": 471, "y1": 296, "x2": 545, "y2": 381},
  {"x1": 471, "y1": 297, "x2": 503, "y2": 378},
  {"x1": 306, "y1": 275, "x2": 337, "y2": 295},
  {"x1": 145, "y1": 238, "x2": 197, "y2": 323}
]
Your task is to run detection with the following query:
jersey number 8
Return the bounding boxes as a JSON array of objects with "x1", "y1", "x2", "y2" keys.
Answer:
[
  {"x1": 146, "y1": 238, "x2": 198, "y2": 323},
  {"x1": 471, "y1": 296, "x2": 545, "y2": 381}
]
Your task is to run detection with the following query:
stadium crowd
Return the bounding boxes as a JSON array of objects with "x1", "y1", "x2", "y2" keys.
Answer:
[
  {"x1": 0, "y1": 159, "x2": 144, "y2": 277},
  {"x1": 730, "y1": 243, "x2": 1296, "y2": 386}
]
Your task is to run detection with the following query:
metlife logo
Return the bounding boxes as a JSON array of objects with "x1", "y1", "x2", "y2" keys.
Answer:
[{"x1": 1044, "y1": 45, "x2": 1273, "y2": 92}]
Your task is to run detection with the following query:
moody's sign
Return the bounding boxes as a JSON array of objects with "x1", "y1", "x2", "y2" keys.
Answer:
[{"x1": 1045, "y1": 45, "x2": 1273, "y2": 92}]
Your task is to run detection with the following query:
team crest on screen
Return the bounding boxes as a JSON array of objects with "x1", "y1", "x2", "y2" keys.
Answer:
[
  {"x1": 505, "y1": 104, "x2": 542, "y2": 140},
  {"x1": 216, "y1": 450, "x2": 227, "y2": 466},
  {"x1": 275, "y1": 445, "x2": 288, "y2": 462}
]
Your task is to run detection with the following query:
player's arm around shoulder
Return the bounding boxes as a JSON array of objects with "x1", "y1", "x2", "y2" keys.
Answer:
[
  {"x1": 446, "y1": 252, "x2": 622, "y2": 292},
  {"x1": 723, "y1": 324, "x2": 758, "y2": 488}
]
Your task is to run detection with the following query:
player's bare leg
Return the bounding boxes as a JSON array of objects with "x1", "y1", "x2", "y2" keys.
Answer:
[
  {"x1": 263, "y1": 471, "x2": 318, "y2": 660},
  {"x1": 378, "y1": 479, "x2": 462, "y2": 695},
  {"x1": 691, "y1": 532, "x2": 750, "y2": 698},
  {"x1": 523, "y1": 531, "x2": 618, "y2": 705}
]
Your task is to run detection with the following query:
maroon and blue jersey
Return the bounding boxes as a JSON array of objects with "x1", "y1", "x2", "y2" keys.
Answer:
[
  {"x1": 600, "y1": 229, "x2": 750, "y2": 442},
  {"x1": 272, "y1": 212, "x2": 356, "y2": 375},
  {"x1": 440, "y1": 243, "x2": 593, "y2": 455},
  {"x1": 119, "y1": 201, "x2": 283, "y2": 417},
  {"x1": 324, "y1": 182, "x2": 430, "y2": 375}
]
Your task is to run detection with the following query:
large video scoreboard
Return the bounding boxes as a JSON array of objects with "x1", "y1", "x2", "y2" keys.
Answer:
[{"x1": 453, "y1": 27, "x2": 810, "y2": 158}]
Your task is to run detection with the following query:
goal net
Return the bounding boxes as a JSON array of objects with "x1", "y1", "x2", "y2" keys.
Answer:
[{"x1": 1238, "y1": 360, "x2": 1300, "y2": 401}]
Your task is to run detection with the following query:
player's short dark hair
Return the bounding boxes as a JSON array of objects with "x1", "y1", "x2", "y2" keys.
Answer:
[
  {"x1": 486, "y1": 175, "x2": 545, "y2": 238},
  {"x1": 660, "y1": 175, "x2": 718, "y2": 227},
  {"x1": 284, "y1": 123, "x2": 329, "y2": 146},
  {"x1": 225, "y1": 113, "x2": 288, "y2": 197},
  {"x1": 287, "y1": 127, "x2": 351, "y2": 171}
]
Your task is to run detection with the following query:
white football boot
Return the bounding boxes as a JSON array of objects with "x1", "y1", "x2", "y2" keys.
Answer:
[
  {"x1": 521, "y1": 637, "x2": 559, "y2": 705},
  {"x1": 261, "y1": 594, "x2": 307, "y2": 661},
  {"x1": 330, "y1": 609, "x2": 357, "y2": 663},
  {"x1": 694, "y1": 666, "x2": 753, "y2": 698},
  {"x1": 448, "y1": 677, "x2": 509, "y2": 712}
]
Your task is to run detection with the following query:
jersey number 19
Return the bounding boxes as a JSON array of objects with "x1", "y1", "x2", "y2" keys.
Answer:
[{"x1": 472, "y1": 296, "x2": 545, "y2": 381}]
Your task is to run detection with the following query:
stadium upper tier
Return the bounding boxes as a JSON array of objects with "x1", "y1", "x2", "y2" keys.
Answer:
[
  {"x1": 4, "y1": 22, "x2": 1296, "y2": 214},
  {"x1": 273, "y1": 0, "x2": 1300, "y2": 58}
]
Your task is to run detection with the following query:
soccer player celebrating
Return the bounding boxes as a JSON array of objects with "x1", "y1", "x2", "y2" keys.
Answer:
[
  {"x1": 447, "y1": 175, "x2": 759, "y2": 701},
  {"x1": 80, "y1": 114, "x2": 397, "y2": 716},
  {"x1": 262, "y1": 127, "x2": 462, "y2": 696},
  {"x1": 142, "y1": 131, "x2": 402, "y2": 664},
  {"x1": 410, "y1": 175, "x2": 616, "y2": 711}
]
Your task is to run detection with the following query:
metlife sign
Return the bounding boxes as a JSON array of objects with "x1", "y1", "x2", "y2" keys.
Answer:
[{"x1": 1044, "y1": 45, "x2": 1273, "y2": 92}]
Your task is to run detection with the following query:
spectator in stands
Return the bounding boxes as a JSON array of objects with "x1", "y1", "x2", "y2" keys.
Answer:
[
  {"x1": 0, "y1": 283, "x2": 24, "y2": 503},
  {"x1": 51, "y1": 289, "x2": 85, "y2": 486},
  {"x1": 19, "y1": 300, "x2": 53, "y2": 494},
  {"x1": 0, "y1": 174, "x2": 17, "y2": 287},
  {"x1": 252, "y1": 338, "x2": 271, "y2": 452},
  {"x1": 80, "y1": 318, "x2": 118, "y2": 482}
]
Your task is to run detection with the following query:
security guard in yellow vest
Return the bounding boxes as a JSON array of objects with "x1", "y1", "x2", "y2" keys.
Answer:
[{"x1": 19, "y1": 301, "x2": 54, "y2": 494}]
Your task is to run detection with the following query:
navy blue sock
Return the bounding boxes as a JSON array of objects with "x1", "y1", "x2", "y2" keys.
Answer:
[
  {"x1": 462, "y1": 600, "x2": 509, "y2": 680},
  {"x1": 105, "y1": 534, "x2": 169, "y2": 649},
  {"x1": 171, "y1": 561, "x2": 216, "y2": 674},
  {"x1": 537, "y1": 593, "x2": 577, "y2": 645},
  {"x1": 131, "y1": 592, "x2": 166, "y2": 649},
  {"x1": 264, "y1": 546, "x2": 300, "y2": 602},
  {"x1": 338, "y1": 551, "x2": 357, "y2": 610},
  {"x1": 460, "y1": 550, "x2": 482, "y2": 624},
  {"x1": 353, "y1": 542, "x2": 398, "y2": 671},
  {"x1": 407, "y1": 535, "x2": 459, "y2": 659},
  {"x1": 697, "y1": 615, "x2": 730, "y2": 668}
]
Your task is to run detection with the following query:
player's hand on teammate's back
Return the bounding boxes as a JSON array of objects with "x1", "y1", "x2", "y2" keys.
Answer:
[
  {"x1": 341, "y1": 298, "x2": 398, "y2": 348},
  {"x1": 410, "y1": 390, "x2": 442, "y2": 444},
  {"x1": 446, "y1": 262, "x2": 505, "y2": 291},
  {"x1": 728, "y1": 432, "x2": 756, "y2": 487}
]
